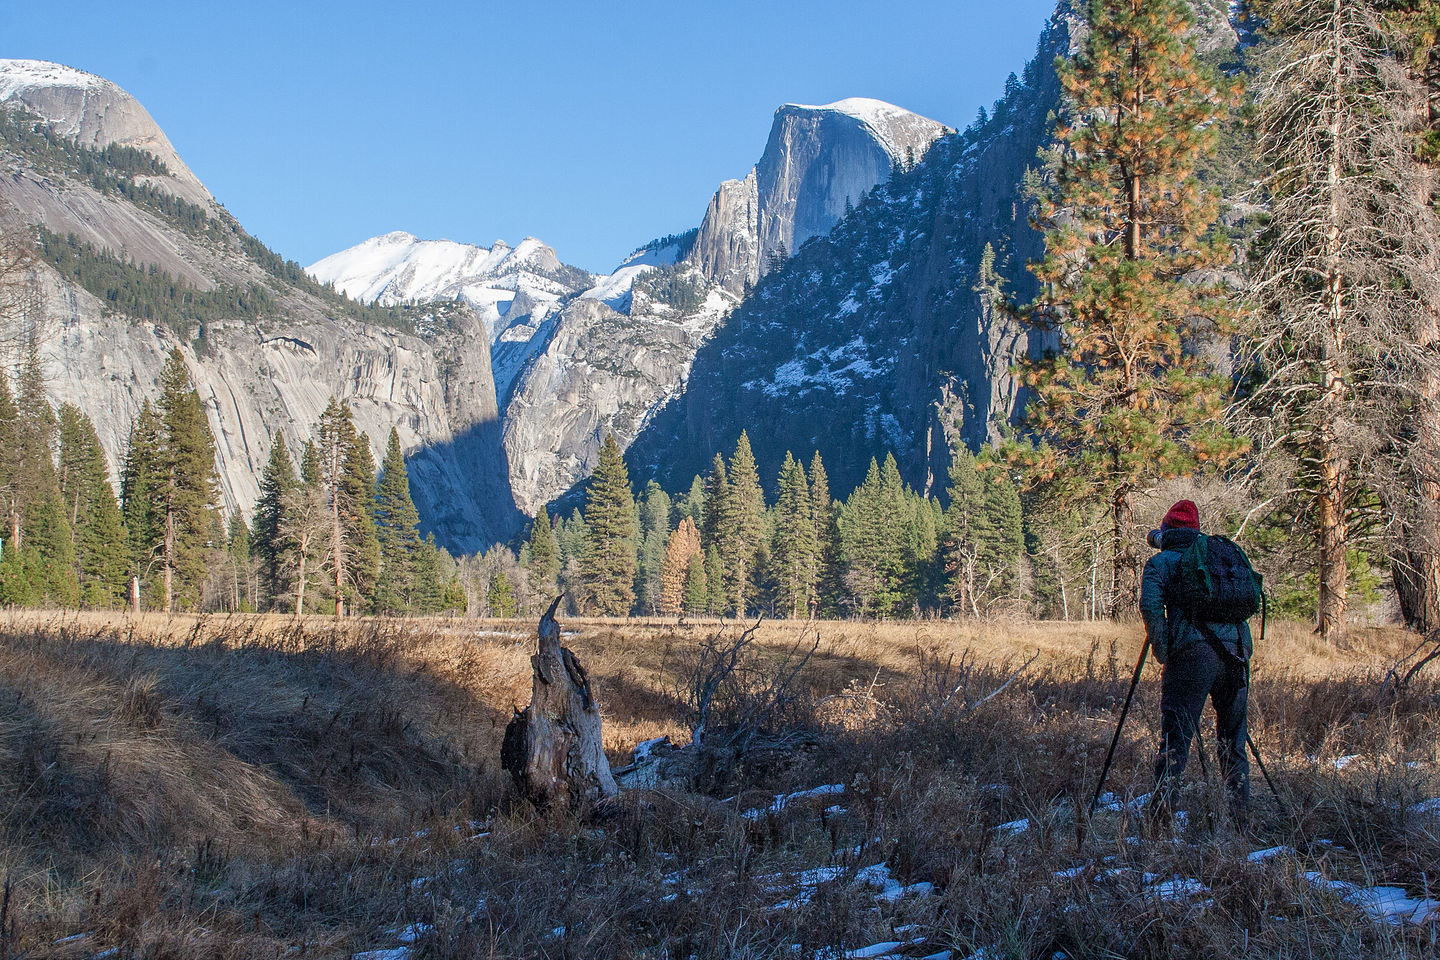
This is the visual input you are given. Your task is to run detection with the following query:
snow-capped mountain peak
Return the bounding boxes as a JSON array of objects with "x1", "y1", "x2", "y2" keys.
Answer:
[{"x1": 0, "y1": 58, "x2": 211, "y2": 205}]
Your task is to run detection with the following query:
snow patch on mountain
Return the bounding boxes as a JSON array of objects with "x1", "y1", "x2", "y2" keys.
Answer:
[
  {"x1": 783, "y1": 97, "x2": 952, "y2": 163},
  {"x1": 0, "y1": 60, "x2": 106, "y2": 100}
]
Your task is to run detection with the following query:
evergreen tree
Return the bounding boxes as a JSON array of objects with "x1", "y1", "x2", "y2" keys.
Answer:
[
  {"x1": 342, "y1": 429, "x2": 381, "y2": 610},
  {"x1": 225, "y1": 511, "x2": 252, "y2": 612},
  {"x1": 701, "y1": 453, "x2": 728, "y2": 549},
  {"x1": 719, "y1": 431, "x2": 766, "y2": 614},
  {"x1": 809, "y1": 452, "x2": 842, "y2": 616},
  {"x1": 315, "y1": 398, "x2": 377, "y2": 615},
  {"x1": 154, "y1": 348, "x2": 222, "y2": 611},
  {"x1": 410, "y1": 534, "x2": 446, "y2": 614},
  {"x1": 840, "y1": 458, "x2": 907, "y2": 617},
  {"x1": 0, "y1": 371, "x2": 19, "y2": 605},
  {"x1": 526, "y1": 510, "x2": 561, "y2": 598},
  {"x1": 251, "y1": 432, "x2": 298, "y2": 609},
  {"x1": 1018, "y1": 0, "x2": 1242, "y2": 616},
  {"x1": 772, "y1": 452, "x2": 817, "y2": 617},
  {"x1": 121, "y1": 400, "x2": 165, "y2": 603},
  {"x1": 582, "y1": 434, "x2": 637, "y2": 616},
  {"x1": 374, "y1": 427, "x2": 422, "y2": 613},
  {"x1": 659, "y1": 515, "x2": 702, "y2": 615},
  {"x1": 57, "y1": 403, "x2": 128, "y2": 606},
  {"x1": 943, "y1": 448, "x2": 987, "y2": 614},
  {"x1": 704, "y1": 544, "x2": 725, "y2": 615},
  {"x1": 675, "y1": 474, "x2": 706, "y2": 531},
  {"x1": 684, "y1": 550, "x2": 709, "y2": 615},
  {"x1": 488, "y1": 568, "x2": 518, "y2": 617},
  {"x1": 635, "y1": 481, "x2": 672, "y2": 614},
  {"x1": 9, "y1": 342, "x2": 78, "y2": 605}
]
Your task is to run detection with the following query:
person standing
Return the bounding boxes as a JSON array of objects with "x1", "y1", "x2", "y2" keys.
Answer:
[{"x1": 1140, "y1": 500, "x2": 1255, "y2": 828}]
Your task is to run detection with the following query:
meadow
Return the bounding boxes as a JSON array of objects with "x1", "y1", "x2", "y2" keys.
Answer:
[{"x1": 0, "y1": 610, "x2": 1435, "y2": 958}]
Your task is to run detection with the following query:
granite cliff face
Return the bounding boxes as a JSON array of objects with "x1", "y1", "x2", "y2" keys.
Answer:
[
  {"x1": 627, "y1": 0, "x2": 1243, "y2": 500},
  {"x1": 689, "y1": 99, "x2": 951, "y2": 296},
  {"x1": 0, "y1": 59, "x2": 211, "y2": 208},
  {"x1": 312, "y1": 98, "x2": 946, "y2": 517},
  {"x1": 1, "y1": 60, "x2": 519, "y2": 552}
]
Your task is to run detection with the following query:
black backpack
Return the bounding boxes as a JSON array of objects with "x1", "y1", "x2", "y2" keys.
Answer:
[{"x1": 1176, "y1": 534, "x2": 1263, "y2": 625}]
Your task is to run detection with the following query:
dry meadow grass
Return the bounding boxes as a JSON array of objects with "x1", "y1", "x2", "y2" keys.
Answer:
[{"x1": 0, "y1": 609, "x2": 1435, "y2": 958}]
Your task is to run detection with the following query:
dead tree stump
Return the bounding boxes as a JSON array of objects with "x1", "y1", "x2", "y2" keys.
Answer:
[{"x1": 500, "y1": 598, "x2": 617, "y2": 810}]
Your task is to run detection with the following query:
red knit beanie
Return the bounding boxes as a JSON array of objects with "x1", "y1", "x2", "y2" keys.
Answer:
[{"x1": 1161, "y1": 500, "x2": 1200, "y2": 531}]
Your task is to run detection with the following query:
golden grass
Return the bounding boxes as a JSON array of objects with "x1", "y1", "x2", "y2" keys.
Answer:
[{"x1": 0, "y1": 609, "x2": 1434, "y2": 958}]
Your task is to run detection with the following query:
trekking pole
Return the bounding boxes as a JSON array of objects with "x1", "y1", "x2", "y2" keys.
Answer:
[
  {"x1": 1247, "y1": 733, "x2": 1288, "y2": 815},
  {"x1": 1091, "y1": 636, "x2": 1151, "y2": 813}
]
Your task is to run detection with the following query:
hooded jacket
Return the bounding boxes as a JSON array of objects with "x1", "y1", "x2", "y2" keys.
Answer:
[{"x1": 1140, "y1": 527, "x2": 1254, "y2": 665}]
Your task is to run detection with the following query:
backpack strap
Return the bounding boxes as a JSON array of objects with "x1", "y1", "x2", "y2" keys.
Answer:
[{"x1": 1197, "y1": 621, "x2": 1250, "y2": 688}]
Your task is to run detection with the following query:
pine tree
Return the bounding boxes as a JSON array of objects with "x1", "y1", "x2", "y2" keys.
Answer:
[
  {"x1": 488, "y1": 568, "x2": 518, "y2": 617},
  {"x1": 943, "y1": 447, "x2": 987, "y2": 614},
  {"x1": 1019, "y1": 0, "x2": 1242, "y2": 617},
  {"x1": 840, "y1": 458, "x2": 909, "y2": 618},
  {"x1": 154, "y1": 348, "x2": 222, "y2": 611},
  {"x1": 704, "y1": 544, "x2": 725, "y2": 615},
  {"x1": 675, "y1": 474, "x2": 706, "y2": 531},
  {"x1": 251, "y1": 432, "x2": 298, "y2": 609},
  {"x1": 342, "y1": 429, "x2": 381, "y2": 611},
  {"x1": 582, "y1": 434, "x2": 637, "y2": 616},
  {"x1": 526, "y1": 510, "x2": 561, "y2": 598},
  {"x1": 0, "y1": 371, "x2": 22, "y2": 603},
  {"x1": 57, "y1": 403, "x2": 128, "y2": 606},
  {"x1": 225, "y1": 511, "x2": 252, "y2": 611},
  {"x1": 772, "y1": 452, "x2": 817, "y2": 617},
  {"x1": 315, "y1": 398, "x2": 377, "y2": 615},
  {"x1": 8, "y1": 342, "x2": 79, "y2": 606},
  {"x1": 701, "y1": 453, "x2": 728, "y2": 549},
  {"x1": 684, "y1": 550, "x2": 709, "y2": 615},
  {"x1": 809, "y1": 452, "x2": 842, "y2": 616},
  {"x1": 719, "y1": 431, "x2": 765, "y2": 614},
  {"x1": 121, "y1": 400, "x2": 165, "y2": 603},
  {"x1": 660, "y1": 515, "x2": 702, "y2": 615},
  {"x1": 374, "y1": 427, "x2": 422, "y2": 613},
  {"x1": 635, "y1": 481, "x2": 672, "y2": 614}
]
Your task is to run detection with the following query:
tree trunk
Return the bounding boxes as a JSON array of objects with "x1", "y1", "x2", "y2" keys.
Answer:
[
  {"x1": 129, "y1": 574, "x2": 140, "y2": 615},
  {"x1": 1316, "y1": 9, "x2": 1347, "y2": 644},
  {"x1": 163, "y1": 505, "x2": 174, "y2": 614},
  {"x1": 1110, "y1": 484, "x2": 1138, "y2": 619},
  {"x1": 501, "y1": 597, "x2": 618, "y2": 811},
  {"x1": 295, "y1": 545, "x2": 307, "y2": 617}
]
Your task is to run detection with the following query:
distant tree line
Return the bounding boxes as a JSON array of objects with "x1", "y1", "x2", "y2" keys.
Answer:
[
  {"x1": 485, "y1": 432, "x2": 1027, "y2": 621},
  {"x1": 0, "y1": 341, "x2": 461, "y2": 614}
]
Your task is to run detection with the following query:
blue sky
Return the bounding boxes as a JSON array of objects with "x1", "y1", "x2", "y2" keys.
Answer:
[{"x1": 4, "y1": 0, "x2": 1057, "y2": 273}]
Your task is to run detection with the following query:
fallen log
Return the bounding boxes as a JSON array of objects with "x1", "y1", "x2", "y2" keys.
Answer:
[{"x1": 500, "y1": 598, "x2": 617, "y2": 810}]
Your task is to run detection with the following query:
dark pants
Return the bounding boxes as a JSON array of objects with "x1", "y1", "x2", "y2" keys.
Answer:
[{"x1": 1153, "y1": 639, "x2": 1250, "y2": 817}]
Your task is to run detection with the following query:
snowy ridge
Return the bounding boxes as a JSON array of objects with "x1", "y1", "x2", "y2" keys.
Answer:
[
  {"x1": 781, "y1": 97, "x2": 951, "y2": 163},
  {"x1": 0, "y1": 59, "x2": 107, "y2": 101}
]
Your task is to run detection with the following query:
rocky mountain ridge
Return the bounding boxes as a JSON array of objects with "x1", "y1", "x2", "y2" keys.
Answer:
[
  {"x1": 0, "y1": 61, "x2": 520, "y2": 552},
  {"x1": 308, "y1": 98, "x2": 950, "y2": 517}
]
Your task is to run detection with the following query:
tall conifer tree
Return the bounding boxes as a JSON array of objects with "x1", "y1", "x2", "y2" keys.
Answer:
[
  {"x1": 374, "y1": 427, "x2": 422, "y2": 613},
  {"x1": 772, "y1": 452, "x2": 817, "y2": 617},
  {"x1": 1020, "y1": 0, "x2": 1241, "y2": 616},
  {"x1": 582, "y1": 434, "x2": 637, "y2": 616},
  {"x1": 719, "y1": 431, "x2": 765, "y2": 614},
  {"x1": 57, "y1": 403, "x2": 128, "y2": 606},
  {"x1": 154, "y1": 348, "x2": 222, "y2": 611},
  {"x1": 251, "y1": 432, "x2": 298, "y2": 609},
  {"x1": 526, "y1": 510, "x2": 560, "y2": 598}
]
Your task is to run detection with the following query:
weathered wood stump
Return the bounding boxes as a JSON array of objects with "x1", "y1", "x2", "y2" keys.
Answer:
[{"x1": 500, "y1": 598, "x2": 617, "y2": 810}]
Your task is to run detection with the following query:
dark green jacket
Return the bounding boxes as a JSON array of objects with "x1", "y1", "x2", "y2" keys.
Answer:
[{"x1": 1140, "y1": 528, "x2": 1253, "y2": 665}]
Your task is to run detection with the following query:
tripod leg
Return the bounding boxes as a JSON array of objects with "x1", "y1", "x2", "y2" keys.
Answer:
[{"x1": 1091, "y1": 638, "x2": 1151, "y2": 813}]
